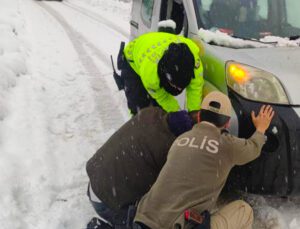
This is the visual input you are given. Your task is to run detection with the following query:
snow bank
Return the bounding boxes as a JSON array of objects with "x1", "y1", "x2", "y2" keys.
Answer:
[
  {"x1": 0, "y1": 2, "x2": 28, "y2": 121},
  {"x1": 0, "y1": 31, "x2": 20, "y2": 53},
  {"x1": 0, "y1": 64, "x2": 16, "y2": 90},
  {"x1": 1, "y1": 0, "x2": 129, "y2": 228},
  {"x1": 0, "y1": 53, "x2": 27, "y2": 76}
]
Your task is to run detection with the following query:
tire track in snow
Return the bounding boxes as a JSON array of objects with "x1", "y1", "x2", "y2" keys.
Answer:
[
  {"x1": 62, "y1": 0, "x2": 129, "y2": 39},
  {"x1": 37, "y1": 2, "x2": 126, "y2": 130}
]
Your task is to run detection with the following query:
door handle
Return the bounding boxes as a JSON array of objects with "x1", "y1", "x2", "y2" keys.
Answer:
[{"x1": 130, "y1": 20, "x2": 139, "y2": 29}]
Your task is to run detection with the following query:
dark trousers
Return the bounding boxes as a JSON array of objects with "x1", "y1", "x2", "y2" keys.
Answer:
[
  {"x1": 87, "y1": 185, "x2": 127, "y2": 226},
  {"x1": 87, "y1": 184, "x2": 148, "y2": 229},
  {"x1": 90, "y1": 201, "x2": 130, "y2": 228},
  {"x1": 121, "y1": 62, "x2": 159, "y2": 115},
  {"x1": 89, "y1": 200, "x2": 149, "y2": 229}
]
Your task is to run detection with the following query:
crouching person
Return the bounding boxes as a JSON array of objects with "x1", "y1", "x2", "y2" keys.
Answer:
[
  {"x1": 133, "y1": 91, "x2": 275, "y2": 229},
  {"x1": 114, "y1": 32, "x2": 204, "y2": 115},
  {"x1": 86, "y1": 107, "x2": 197, "y2": 228}
]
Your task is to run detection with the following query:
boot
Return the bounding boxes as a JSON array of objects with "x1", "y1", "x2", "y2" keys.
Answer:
[{"x1": 87, "y1": 217, "x2": 112, "y2": 229}]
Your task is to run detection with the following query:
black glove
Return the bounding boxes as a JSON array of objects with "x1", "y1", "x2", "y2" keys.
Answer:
[{"x1": 167, "y1": 110, "x2": 193, "y2": 136}]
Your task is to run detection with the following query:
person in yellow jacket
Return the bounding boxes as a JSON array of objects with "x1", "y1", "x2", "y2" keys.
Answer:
[{"x1": 116, "y1": 32, "x2": 204, "y2": 114}]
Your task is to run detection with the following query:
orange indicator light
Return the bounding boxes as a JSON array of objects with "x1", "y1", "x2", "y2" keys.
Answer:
[{"x1": 229, "y1": 64, "x2": 249, "y2": 84}]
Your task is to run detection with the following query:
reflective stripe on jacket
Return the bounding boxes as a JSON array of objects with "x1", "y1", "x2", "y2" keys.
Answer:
[{"x1": 124, "y1": 32, "x2": 204, "y2": 112}]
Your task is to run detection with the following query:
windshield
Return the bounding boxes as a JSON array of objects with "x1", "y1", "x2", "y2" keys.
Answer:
[{"x1": 194, "y1": 0, "x2": 300, "y2": 40}]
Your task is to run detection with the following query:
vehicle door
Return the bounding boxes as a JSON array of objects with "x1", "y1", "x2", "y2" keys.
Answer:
[{"x1": 130, "y1": 0, "x2": 162, "y2": 39}]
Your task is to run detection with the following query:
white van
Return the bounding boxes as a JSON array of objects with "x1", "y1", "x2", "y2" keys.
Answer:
[{"x1": 129, "y1": 0, "x2": 300, "y2": 196}]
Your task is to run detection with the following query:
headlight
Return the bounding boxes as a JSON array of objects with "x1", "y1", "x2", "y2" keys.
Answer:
[{"x1": 226, "y1": 61, "x2": 289, "y2": 104}]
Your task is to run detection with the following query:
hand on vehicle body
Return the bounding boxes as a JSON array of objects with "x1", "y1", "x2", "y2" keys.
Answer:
[{"x1": 251, "y1": 105, "x2": 275, "y2": 134}]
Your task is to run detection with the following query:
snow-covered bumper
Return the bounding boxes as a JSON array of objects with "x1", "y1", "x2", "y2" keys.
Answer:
[{"x1": 227, "y1": 91, "x2": 300, "y2": 196}]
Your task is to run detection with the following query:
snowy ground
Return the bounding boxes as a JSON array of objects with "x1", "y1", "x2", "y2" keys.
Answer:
[
  {"x1": 0, "y1": 0, "x2": 129, "y2": 228},
  {"x1": 0, "y1": 0, "x2": 299, "y2": 229}
]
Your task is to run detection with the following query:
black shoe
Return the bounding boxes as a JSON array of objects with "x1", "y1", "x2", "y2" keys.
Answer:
[{"x1": 87, "y1": 217, "x2": 112, "y2": 229}]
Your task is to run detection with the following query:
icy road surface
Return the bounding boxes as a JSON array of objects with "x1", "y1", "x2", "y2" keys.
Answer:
[{"x1": 0, "y1": 0, "x2": 299, "y2": 228}]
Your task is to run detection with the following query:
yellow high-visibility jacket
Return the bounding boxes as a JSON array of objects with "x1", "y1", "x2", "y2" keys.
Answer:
[{"x1": 124, "y1": 32, "x2": 204, "y2": 112}]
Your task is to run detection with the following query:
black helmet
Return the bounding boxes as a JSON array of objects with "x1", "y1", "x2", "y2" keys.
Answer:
[{"x1": 158, "y1": 42, "x2": 195, "y2": 95}]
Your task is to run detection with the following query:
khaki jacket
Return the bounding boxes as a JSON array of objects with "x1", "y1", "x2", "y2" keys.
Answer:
[{"x1": 134, "y1": 122, "x2": 266, "y2": 229}]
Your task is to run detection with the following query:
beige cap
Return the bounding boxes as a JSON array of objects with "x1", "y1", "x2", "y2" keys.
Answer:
[{"x1": 201, "y1": 91, "x2": 232, "y2": 117}]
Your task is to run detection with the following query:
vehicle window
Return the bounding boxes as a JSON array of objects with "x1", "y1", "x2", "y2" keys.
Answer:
[
  {"x1": 201, "y1": 0, "x2": 213, "y2": 11},
  {"x1": 171, "y1": 1, "x2": 185, "y2": 34},
  {"x1": 141, "y1": 0, "x2": 154, "y2": 27},
  {"x1": 286, "y1": 0, "x2": 300, "y2": 28},
  {"x1": 256, "y1": 0, "x2": 268, "y2": 20},
  {"x1": 159, "y1": 0, "x2": 187, "y2": 35},
  {"x1": 195, "y1": 0, "x2": 300, "y2": 41}
]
